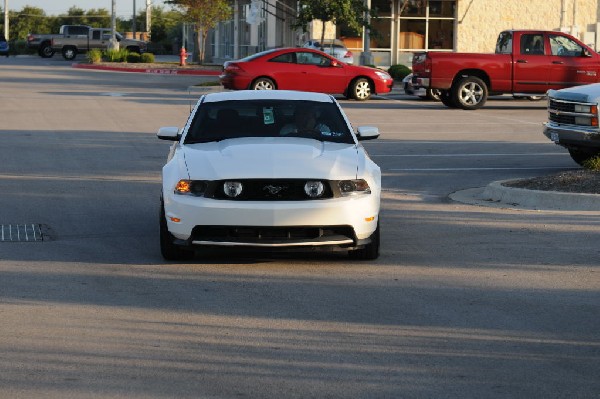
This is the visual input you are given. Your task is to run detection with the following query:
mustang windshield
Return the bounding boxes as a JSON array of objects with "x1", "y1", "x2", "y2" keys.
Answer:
[{"x1": 184, "y1": 99, "x2": 354, "y2": 144}]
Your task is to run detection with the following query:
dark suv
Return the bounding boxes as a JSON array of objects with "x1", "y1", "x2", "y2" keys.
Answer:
[{"x1": 0, "y1": 34, "x2": 9, "y2": 57}]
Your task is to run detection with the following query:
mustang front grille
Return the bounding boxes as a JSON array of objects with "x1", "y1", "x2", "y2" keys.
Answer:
[{"x1": 207, "y1": 179, "x2": 334, "y2": 201}]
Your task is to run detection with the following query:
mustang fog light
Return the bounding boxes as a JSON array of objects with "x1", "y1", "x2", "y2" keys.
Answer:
[
  {"x1": 223, "y1": 181, "x2": 243, "y2": 198},
  {"x1": 304, "y1": 181, "x2": 325, "y2": 198},
  {"x1": 339, "y1": 179, "x2": 371, "y2": 196}
]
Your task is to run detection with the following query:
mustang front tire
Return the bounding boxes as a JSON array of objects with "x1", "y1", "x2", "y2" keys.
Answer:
[
  {"x1": 160, "y1": 203, "x2": 195, "y2": 261},
  {"x1": 349, "y1": 222, "x2": 380, "y2": 260}
]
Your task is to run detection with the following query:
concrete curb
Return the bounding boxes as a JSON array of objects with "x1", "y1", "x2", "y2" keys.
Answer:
[
  {"x1": 72, "y1": 62, "x2": 221, "y2": 76},
  {"x1": 450, "y1": 180, "x2": 600, "y2": 212}
]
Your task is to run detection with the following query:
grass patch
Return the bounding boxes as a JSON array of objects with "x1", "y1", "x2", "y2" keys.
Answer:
[
  {"x1": 582, "y1": 154, "x2": 600, "y2": 170},
  {"x1": 195, "y1": 80, "x2": 221, "y2": 86}
]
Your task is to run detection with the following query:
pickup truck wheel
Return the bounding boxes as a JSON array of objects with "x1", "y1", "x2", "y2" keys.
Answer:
[
  {"x1": 62, "y1": 47, "x2": 77, "y2": 60},
  {"x1": 439, "y1": 90, "x2": 458, "y2": 108},
  {"x1": 424, "y1": 89, "x2": 442, "y2": 101},
  {"x1": 453, "y1": 76, "x2": 488, "y2": 110},
  {"x1": 39, "y1": 43, "x2": 55, "y2": 58},
  {"x1": 350, "y1": 78, "x2": 372, "y2": 101},
  {"x1": 568, "y1": 148, "x2": 599, "y2": 166}
]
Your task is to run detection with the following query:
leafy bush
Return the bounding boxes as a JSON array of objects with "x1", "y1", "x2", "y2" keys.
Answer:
[
  {"x1": 582, "y1": 155, "x2": 600, "y2": 170},
  {"x1": 126, "y1": 52, "x2": 141, "y2": 63},
  {"x1": 87, "y1": 49, "x2": 103, "y2": 63},
  {"x1": 387, "y1": 64, "x2": 411, "y2": 80},
  {"x1": 140, "y1": 52, "x2": 155, "y2": 63},
  {"x1": 103, "y1": 48, "x2": 129, "y2": 62}
]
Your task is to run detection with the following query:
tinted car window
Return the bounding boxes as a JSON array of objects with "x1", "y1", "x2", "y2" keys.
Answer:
[
  {"x1": 185, "y1": 100, "x2": 353, "y2": 144},
  {"x1": 495, "y1": 31, "x2": 512, "y2": 54},
  {"x1": 269, "y1": 53, "x2": 295, "y2": 63},
  {"x1": 549, "y1": 34, "x2": 584, "y2": 56},
  {"x1": 296, "y1": 52, "x2": 330, "y2": 66}
]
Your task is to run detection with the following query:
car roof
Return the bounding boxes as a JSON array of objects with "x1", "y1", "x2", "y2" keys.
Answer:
[{"x1": 201, "y1": 90, "x2": 335, "y2": 103}]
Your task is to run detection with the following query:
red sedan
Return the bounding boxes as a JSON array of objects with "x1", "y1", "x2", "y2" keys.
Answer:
[{"x1": 219, "y1": 48, "x2": 394, "y2": 101}]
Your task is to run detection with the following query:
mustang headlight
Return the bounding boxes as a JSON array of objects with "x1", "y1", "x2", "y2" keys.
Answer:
[
  {"x1": 174, "y1": 180, "x2": 207, "y2": 196},
  {"x1": 339, "y1": 179, "x2": 371, "y2": 196},
  {"x1": 304, "y1": 181, "x2": 325, "y2": 198},
  {"x1": 223, "y1": 181, "x2": 243, "y2": 198}
]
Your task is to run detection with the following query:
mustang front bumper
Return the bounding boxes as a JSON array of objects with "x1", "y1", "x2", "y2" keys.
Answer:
[{"x1": 163, "y1": 193, "x2": 379, "y2": 248}]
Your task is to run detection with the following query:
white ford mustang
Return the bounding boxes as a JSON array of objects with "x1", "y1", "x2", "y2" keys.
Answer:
[{"x1": 158, "y1": 90, "x2": 381, "y2": 260}]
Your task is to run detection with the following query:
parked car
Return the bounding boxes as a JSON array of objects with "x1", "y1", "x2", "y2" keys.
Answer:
[
  {"x1": 402, "y1": 73, "x2": 442, "y2": 101},
  {"x1": 157, "y1": 90, "x2": 382, "y2": 260},
  {"x1": 0, "y1": 34, "x2": 9, "y2": 57},
  {"x1": 543, "y1": 84, "x2": 600, "y2": 165},
  {"x1": 303, "y1": 39, "x2": 354, "y2": 64},
  {"x1": 220, "y1": 48, "x2": 393, "y2": 101},
  {"x1": 403, "y1": 73, "x2": 543, "y2": 102},
  {"x1": 412, "y1": 29, "x2": 598, "y2": 110}
]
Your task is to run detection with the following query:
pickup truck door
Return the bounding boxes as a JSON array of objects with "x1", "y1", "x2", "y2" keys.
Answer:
[
  {"x1": 89, "y1": 30, "x2": 110, "y2": 50},
  {"x1": 547, "y1": 33, "x2": 600, "y2": 88},
  {"x1": 512, "y1": 33, "x2": 550, "y2": 93}
]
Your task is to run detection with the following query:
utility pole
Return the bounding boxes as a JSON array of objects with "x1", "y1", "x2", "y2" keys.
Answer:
[
  {"x1": 110, "y1": 0, "x2": 119, "y2": 49},
  {"x1": 3, "y1": 0, "x2": 8, "y2": 40},
  {"x1": 360, "y1": 0, "x2": 373, "y2": 66},
  {"x1": 146, "y1": 0, "x2": 152, "y2": 39},
  {"x1": 132, "y1": 0, "x2": 136, "y2": 39}
]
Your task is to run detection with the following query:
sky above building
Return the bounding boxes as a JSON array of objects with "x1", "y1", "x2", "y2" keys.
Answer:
[{"x1": 5, "y1": 1, "x2": 171, "y2": 17}]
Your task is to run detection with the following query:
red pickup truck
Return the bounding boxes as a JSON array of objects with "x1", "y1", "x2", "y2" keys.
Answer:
[{"x1": 412, "y1": 30, "x2": 600, "y2": 110}]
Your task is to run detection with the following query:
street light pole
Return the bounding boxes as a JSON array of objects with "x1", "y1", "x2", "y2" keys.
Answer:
[
  {"x1": 4, "y1": 0, "x2": 9, "y2": 40},
  {"x1": 146, "y1": 0, "x2": 152, "y2": 39},
  {"x1": 132, "y1": 0, "x2": 136, "y2": 39},
  {"x1": 110, "y1": 0, "x2": 119, "y2": 49}
]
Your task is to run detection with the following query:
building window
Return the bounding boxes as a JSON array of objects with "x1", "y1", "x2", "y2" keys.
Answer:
[{"x1": 398, "y1": 0, "x2": 456, "y2": 52}]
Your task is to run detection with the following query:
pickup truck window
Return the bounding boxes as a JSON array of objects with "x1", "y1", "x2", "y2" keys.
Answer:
[
  {"x1": 549, "y1": 34, "x2": 584, "y2": 57},
  {"x1": 520, "y1": 34, "x2": 544, "y2": 55},
  {"x1": 495, "y1": 31, "x2": 512, "y2": 54}
]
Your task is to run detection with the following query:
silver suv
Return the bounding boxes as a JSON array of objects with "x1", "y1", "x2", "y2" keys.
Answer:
[{"x1": 303, "y1": 39, "x2": 354, "y2": 64}]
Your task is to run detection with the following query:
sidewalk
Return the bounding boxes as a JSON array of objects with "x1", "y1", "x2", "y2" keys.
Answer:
[
  {"x1": 450, "y1": 180, "x2": 600, "y2": 212},
  {"x1": 72, "y1": 54, "x2": 222, "y2": 76}
]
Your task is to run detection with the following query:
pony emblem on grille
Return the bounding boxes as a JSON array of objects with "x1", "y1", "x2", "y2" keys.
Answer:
[{"x1": 263, "y1": 184, "x2": 287, "y2": 194}]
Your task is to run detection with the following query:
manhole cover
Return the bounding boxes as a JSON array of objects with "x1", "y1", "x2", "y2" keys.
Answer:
[{"x1": 1, "y1": 224, "x2": 44, "y2": 242}]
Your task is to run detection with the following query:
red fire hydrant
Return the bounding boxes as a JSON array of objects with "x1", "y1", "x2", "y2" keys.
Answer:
[{"x1": 179, "y1": 46, "x2": 188, "y2": 66}]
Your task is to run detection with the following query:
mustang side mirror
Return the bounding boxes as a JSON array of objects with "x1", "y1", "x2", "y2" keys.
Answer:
[
  {"x1": 157, "y1": 126, "x2": 181, "y2": 141},
  {"x1": 356, "y1": 126, "x2": 380, "y2": 141}
]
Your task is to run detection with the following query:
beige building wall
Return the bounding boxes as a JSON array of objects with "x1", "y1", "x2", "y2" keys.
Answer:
[{"x1": 456, "y1": 0, "x2": 600, "y2": 53}]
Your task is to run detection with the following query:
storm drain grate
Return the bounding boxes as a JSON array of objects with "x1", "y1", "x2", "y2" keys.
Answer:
[{"x1": 1, "y1": 224, "x2": 44, "y2": 242}]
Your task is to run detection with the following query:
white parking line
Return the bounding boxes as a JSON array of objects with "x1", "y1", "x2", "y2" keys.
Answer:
[
  {"x1": 363, "y1": 140, "x2": 552, "y2": 144},
  {"x1": 372, "y1": 153, "x2": 565, "y2": 157},
  {"x1": 389, "y1": 167, "x2": 576, "y2": 171}
]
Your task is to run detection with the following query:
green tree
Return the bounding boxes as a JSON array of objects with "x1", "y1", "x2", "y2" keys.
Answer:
[
  {"x1": 165, "y1": 0, "x2": 231, "y2": 63},
  {"x1": 294, "y1": 0, "x2": 372, "y2": 48},
  {"x1": 137, "y1": 6, "x2": 185, "y2": 53},
  {"x1": 10, "y1": 6, "x2": 52, "y2": 39}
]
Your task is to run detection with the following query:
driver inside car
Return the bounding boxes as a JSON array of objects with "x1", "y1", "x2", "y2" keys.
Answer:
[{"x1": 280, "y1": 106, "x2": 331, "y2": 136}]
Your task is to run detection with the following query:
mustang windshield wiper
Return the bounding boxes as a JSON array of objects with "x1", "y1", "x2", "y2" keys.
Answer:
[{"x1": 185, "y1": 137, "x2": 228, "y2": 144}]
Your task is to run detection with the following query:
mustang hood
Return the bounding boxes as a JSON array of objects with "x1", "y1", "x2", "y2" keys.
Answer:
[{"x1": 182, "y1": 137, "x2": 359, "y2": 180}]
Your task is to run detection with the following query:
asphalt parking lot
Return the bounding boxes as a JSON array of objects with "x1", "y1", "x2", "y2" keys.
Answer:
[{"x1": 0, "y1": 56, "x2": 598, "y2": 398}]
